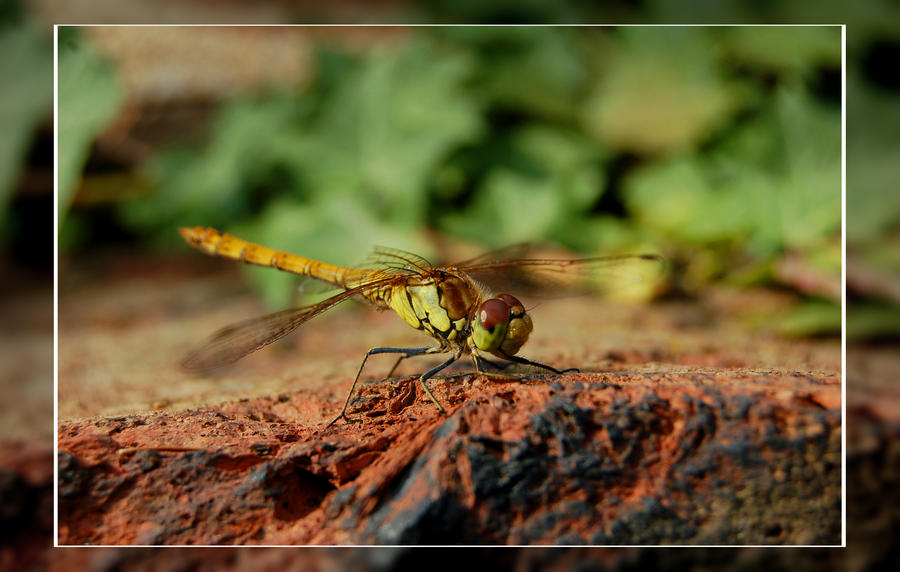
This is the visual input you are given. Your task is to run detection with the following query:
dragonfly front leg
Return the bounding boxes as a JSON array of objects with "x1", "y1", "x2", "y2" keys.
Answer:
[
  {"x1": 470, "y1": 344, "x2": 579, "y2": 381},
  {"x1": 472, "y1": 354, "x2": 512, "y2": 372},
  {"x1": 470, "y1": 348, "x2": 523, "y2": 382},
  {"x1": 328, "y1": 346, "x2": 445, "y2": 427},
  {"x1": 497, "y1": 351, "x2": 580, "y2": 375}
]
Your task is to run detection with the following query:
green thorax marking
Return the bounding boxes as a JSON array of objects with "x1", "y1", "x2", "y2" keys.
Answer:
[{"x1": 386, "y1": 273, "x2": 478, "y2": 342}]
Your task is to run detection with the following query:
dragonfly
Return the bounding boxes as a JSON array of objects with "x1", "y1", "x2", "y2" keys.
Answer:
[{"x1": 179, "y1": 227, "x2": 665, "y2": 426}]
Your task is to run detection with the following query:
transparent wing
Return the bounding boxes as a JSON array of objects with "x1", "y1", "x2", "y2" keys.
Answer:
[
  {"x1": 451, "y1": 243, "x2": 535, "y2": 267},
  {"x1": 182, "y1": 286, "x2": 370, "y2": 371},
  {"x1": 455, "y1": 253, "x2": 667, "y2": 298},
  {"x1": 355, "y1": 246, "x2": 434, "y2": 273}
]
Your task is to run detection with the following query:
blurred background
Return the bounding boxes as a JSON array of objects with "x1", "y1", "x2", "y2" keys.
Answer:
[
  {"x1": 49, "y1": 25, "x2": 847, "y2": 424},
  {"x1": 55, "y1": 25, "x2": 843, "y2": 321},
  {"x1": 1, "y1": 0, "x2": 898, "y2": 567}
]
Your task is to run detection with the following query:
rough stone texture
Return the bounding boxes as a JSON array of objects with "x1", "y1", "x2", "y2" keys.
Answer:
[{"x1": 57, "y1": 365, "x2": 840, "y2": 545}]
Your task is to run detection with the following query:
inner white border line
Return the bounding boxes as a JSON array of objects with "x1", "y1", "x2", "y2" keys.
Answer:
[
  {"x1": 53, "y1": 23, "x2": 847, "y2": 549},
  {"x1": 53, "y1": 24, "x2": 59, "y2": 547},
  {"x1": 53, "y1": 23, "x2": 60, "y2": 550},
  {"x1": 840, "y1": 22, "x2": 847, "y2": 550}
]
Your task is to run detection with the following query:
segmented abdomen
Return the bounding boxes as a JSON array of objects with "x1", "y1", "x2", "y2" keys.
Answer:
[{"x1": 179, "y1": 227, "x2": 387, "y2": 297}]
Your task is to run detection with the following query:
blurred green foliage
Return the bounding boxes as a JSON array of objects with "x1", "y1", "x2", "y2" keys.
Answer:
[
  {"x1": 844, "y1": 38, "x2": 900, "y2": 339},
  {"x1": 0, "y1": 19, "x2": 51, "y2": 228},
  {"x1": 626, "y1": 87, "x2": 840, "y2": 255},
  {"x1": 583, "y1": 28, "x2": 752, "y2": 154},
  {"x1": 58, "y1": 28, "x2": 123, "y2": 220},
  {"x1": 57, "y1": 26, "x2": 847, "y2": 336}
]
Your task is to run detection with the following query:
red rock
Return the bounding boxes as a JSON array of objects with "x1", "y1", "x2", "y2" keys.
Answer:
[{"x1": 57, "y1": 366, "x2": 841, "y2": 545}]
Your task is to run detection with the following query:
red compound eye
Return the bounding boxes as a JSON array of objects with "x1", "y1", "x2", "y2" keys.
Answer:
[
  {"x1": 497, "y1": 293, "x2": 525, "y2": 317},
  {"x1": 478, "y1": 298, "x2": 510, "y2": 332}
]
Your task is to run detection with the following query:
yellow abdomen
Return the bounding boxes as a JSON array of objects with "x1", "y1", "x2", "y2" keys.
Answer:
[{"x1": 179, "y1": 227, "x2": 374, "y2": 291}]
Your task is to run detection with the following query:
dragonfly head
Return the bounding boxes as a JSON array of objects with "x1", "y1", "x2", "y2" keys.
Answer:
[{"x1": 472, "y1": 293, "x2": 533, "y2": 357}]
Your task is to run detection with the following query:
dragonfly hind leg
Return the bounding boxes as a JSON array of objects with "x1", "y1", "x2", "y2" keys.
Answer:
[
  {"x1": 416, "y1": 349, "x2": 464, "y2": 414},
  {"x1": 328, "y1": 345, "x2": 448, "y2": 427}
]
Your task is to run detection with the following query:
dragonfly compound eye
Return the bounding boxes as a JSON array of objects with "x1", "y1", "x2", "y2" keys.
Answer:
[
  {"x1": 498, "y1": 294, "x2": 532, "y2": 357},
  {"x1": 478, "y1": 298, "x2": 511, "y2": 332},
  {"x1": 473, "y1": 298, "x2": 511, "y2": 352}
]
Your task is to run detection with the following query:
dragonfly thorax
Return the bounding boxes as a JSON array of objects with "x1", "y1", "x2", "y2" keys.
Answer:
[
  {"x1": 472, "y1": 293, "x2": 533, "y2": 357},
  {"x1": 386, "y1": 273, "x2": 475, "y2": 345}
]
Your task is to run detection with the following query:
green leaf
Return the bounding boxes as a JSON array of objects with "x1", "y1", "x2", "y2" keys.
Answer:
[
  {"x1": 625, "y1": 156, "x2": 747, "y2": 246},
  {"x1": 57, "y1": 29, "x2": 123, "y2": 221},
  {"x1": 292, "y1": 35, "x2": 483, "y2": 227},
  {"x1": 440, "y1": 123, "x2": 608, "y2": 250},
  {"x1": 442, "y1": 168, "x2": 566, "y2": 248},
  {"x1": 582, "y1": 27, "x2": 750, "y2": 154},
  {"x1": 510, "y1": 124, "x2": 607, "y2": 182}
]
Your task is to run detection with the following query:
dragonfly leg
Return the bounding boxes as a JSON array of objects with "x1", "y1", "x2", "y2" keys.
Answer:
[
  {"x1": 328, "y1": 346, "x2": 443, "y2": 427},
  {"x1": 417, "y1": 349, "x2": 463, "y2": 414},
  {"x1": 469, "y1": 349, "x2": 524, "y2": 383},
  {"x1": 497, "y1": 351, "x2": 580, "y2": 375},
  {"x1": 386, "y1": 355, "x2": 410, "y2": 378},
  {"x1": 472, "y1": 355, "x2": 518, "y2": 381},
  {"x1": 473, "y1": 354, "x2": 512, "y2": 372}
]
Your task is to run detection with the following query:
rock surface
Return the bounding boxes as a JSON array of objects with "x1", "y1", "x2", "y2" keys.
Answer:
[{"x1": 58, "y1": 364, "x2": 840, "y2": 545}]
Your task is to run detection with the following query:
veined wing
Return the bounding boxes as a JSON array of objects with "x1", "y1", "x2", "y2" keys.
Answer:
[
  {"x1": 456, "y1": 253, "x2": 667, "y2": 298},
  {"x1": 451, "y1": 243, "x2": 534, "y2": 267},
  {"x1": 183, "y1": 284, "x2": 379, "y2": 371},
  {"x1": 355, "y1": 246, "x2": 434, "y2": 273}
]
